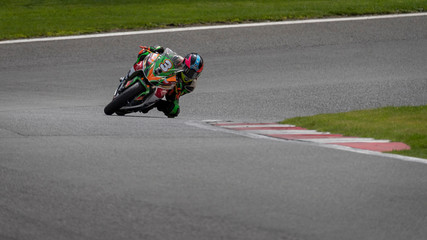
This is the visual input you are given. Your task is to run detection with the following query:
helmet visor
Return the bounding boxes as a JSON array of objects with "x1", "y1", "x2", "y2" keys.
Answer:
[{"x1": 184, "y1": 68, "x2": 201, "y2": 79}]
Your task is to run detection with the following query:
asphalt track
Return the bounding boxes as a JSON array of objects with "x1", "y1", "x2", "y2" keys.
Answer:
[{"x1": 1, "y1": 14, "x2": 427, "y2": 240}]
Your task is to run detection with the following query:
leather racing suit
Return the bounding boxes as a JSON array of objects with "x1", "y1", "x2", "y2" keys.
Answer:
[{"x1": 122, "y1": 46, "x2": 197, "y2": 118}]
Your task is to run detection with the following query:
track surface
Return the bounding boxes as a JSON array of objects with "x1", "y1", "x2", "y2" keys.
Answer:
[{"x1": 1, "y1": 15, "x2": 427, "y2": 240}]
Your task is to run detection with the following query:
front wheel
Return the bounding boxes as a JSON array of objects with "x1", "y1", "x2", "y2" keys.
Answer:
[{"x1": 104, "y1": 82, "x2": 145, "y2": 115}]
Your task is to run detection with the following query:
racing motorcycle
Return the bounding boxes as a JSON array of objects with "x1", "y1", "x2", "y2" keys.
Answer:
[{"x1": 104, "y1": 48, "x2": 183, "y2": 116}]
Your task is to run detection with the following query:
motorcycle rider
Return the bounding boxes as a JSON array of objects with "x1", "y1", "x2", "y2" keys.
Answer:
[{"x1": 120, "y1": 45, "x2": 204, "y2": 118}]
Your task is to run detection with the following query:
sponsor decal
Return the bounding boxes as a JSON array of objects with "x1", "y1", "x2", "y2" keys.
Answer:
[
  {"x1": 134, "y1": 61, "x2": 143, "y2": 71},
  {"x1": 155, "y1": 88, "x2": 168, "y2": 98}
]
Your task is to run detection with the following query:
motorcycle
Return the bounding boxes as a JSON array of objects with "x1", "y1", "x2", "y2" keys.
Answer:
[{"x1": 104, "y1": 48, "x2": 183, "y2": 116}]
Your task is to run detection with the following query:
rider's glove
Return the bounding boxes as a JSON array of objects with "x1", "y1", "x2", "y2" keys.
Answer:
[
  {"x1": 149, "y1": 46, "x2": 164, "y2": 53},
  {"x1": 139, "y1": 45, "x2": 164, "y2": 54},
  {"x1": 137, "y1": 45, "x2": 165, "y2": 61}
]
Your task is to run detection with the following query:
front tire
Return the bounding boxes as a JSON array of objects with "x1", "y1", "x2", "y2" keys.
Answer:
[{"x1": 104, "y1": 82, "x2": 145, "y2": 115}]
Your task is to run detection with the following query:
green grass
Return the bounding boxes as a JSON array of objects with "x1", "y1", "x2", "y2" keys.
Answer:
[
  {"x1": 1, "y1": 0, "x2": 426, "y2": 40},
  {"x1": 280, "y1": 106, "x2": 427, "y2": 159},
  {"x1": 2, "y1": 1, "x2": 426, "y2": 158}
]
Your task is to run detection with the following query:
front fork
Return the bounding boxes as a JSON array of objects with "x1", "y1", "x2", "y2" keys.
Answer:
[{"x1": 114, "y1": 76, "x2": 150, "y2": 98}]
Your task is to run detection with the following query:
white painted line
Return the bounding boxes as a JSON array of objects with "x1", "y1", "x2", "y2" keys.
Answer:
[
  {"x1": 186, "y1": 120, "x2": 277, "y2": 140},
  {"x1": 193, "y1": 120, "x2": 427, "y2": 165},
  {"x1": 1, "y1": 12, "x2": 426, "y2": 45},
  {"x1": 303, "y1": 138, "x2": 390, "y2": 143},
  {"x1": 221, "y1": 124, "x2": 295, "y2": 128},
  {"x1": 202, "y1": 119, "x2": 224, "y2": 123},
  {"x1": 243, "y1": 130, "x2": 326, "y2": 134},
  {"x1": 322, "y1": 143, "x2": 427, "y2": 165}
]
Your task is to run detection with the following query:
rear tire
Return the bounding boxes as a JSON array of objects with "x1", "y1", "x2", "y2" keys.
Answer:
[{"x1": 104, "y1": 82, "x2": 145, "y2": 115}]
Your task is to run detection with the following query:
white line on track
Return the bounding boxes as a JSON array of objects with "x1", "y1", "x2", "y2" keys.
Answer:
[
  {"x1": 304, "y1": 138, "x2": 389, "y2": 143},
  {"x1": 186, "y1": 120, "x2": 427, "y2": 165},
  {"x1": 1, "y1": 12, "x2": 427, "y2": 45},
  {"x1": 220, "y1": 124, "x2": 295, "y2": 128},
  {"x1": 242, "y1": 130, "x2": 325, "y2": 134}
]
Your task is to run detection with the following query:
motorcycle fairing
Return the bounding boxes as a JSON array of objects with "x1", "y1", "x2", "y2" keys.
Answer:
[{"x1": 111, "y1": 48, "x2": 183, "y2": 114}]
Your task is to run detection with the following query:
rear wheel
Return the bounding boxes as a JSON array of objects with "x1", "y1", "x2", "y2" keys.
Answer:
[{"x1": 104, "y1": 82, "x2": 145, "y2": 115}]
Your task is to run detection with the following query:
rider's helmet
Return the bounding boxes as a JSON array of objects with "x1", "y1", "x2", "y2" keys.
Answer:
[{"x1": 183, "y1": 53, "x2": 204, "y2": 79}]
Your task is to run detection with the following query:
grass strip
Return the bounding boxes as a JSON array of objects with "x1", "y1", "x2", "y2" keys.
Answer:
[
  {"x1": 280, "y1": 106, "x2": 427, "y2": 159},
  {"x1": 1, "y1": 0, "x2": 426, "y2": 40}
]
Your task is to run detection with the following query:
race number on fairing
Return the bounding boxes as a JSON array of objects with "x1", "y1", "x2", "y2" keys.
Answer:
[{"x1": 160, "y1": 59, "x2": 173, "y2": 72}]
